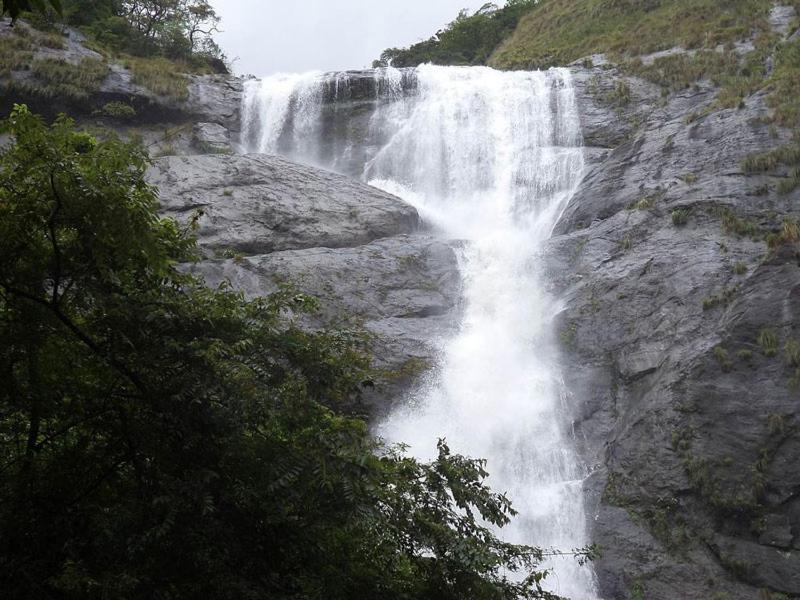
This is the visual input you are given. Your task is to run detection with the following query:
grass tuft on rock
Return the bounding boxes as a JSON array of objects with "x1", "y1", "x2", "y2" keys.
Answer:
[
  {"x1": 758, "y1": 329, "x2": 778, "y2": 357},
  {"x1": 671, "y1": 208, "x2": 690, "y2": 226},
  {"x1": 12, "y1": 57, "x2": 109, "y2": 102},
  {"x1": 123, "y1": 56, "x2": 190, "y2": 101}
]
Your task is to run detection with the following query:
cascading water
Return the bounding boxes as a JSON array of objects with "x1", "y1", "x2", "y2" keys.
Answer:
[{"x1": 242, "y1": 65, "x2": 599, "y2": 599}]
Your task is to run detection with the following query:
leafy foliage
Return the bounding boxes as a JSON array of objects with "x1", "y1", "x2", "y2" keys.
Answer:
[
  {"x1": 20, "y1": 0, "x2": 227, "y2": 73},
  {"x1": 374, "y1": 1, "x2": 536, "y2": 68},
  {"x1": 1, "y1": 0, "x2": 61, "y2": 21},
  {"x1": 0, "y1": 105, "x2": 590, "y2": 599}
]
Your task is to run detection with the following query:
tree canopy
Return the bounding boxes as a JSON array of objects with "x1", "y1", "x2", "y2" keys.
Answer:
[
  {"x1": 0, "y1": 105, "x2": 592, "y2": 599},
  {"x1": 374, "y1": 1, "x2": 536, "y2": 68},
  {"x1": 19, "y1": 0, "x2": 225, "y2": 70},
  {"x1": 1, "y1": 0, "x2": 61, "y2": 20}
]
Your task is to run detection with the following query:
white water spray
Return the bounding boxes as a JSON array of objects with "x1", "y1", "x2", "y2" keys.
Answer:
[{"x1": 242, "y1": 65, "x2": 598, "y2": 599}]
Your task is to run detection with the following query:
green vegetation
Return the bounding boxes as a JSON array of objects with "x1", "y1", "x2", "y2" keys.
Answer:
[
  {"x1": 766, "y1": 218, "x2": 800, "y2": 251},
  {"x1": 671, "y1": 208, "x2": 690, "y2": 226},
  {"x1": 738, "y1": 37, "x2": 800, "y2": 193},
  {"x1": 0, "y1": 22, "x2": 70, "y2": 75},
  {"x1": 768, "y1": 36, "x2": 800, "y2": 128},
  {"x1": 681, "y1": 173, "x2": 698, "y2": 185},
  {"x1": 742, "y1": 141, "x2": 800, "y2": 172},
  {"x1": 714, "y1": 346, "x2": 732, "y2": 372},
  {"x1": 603, "y1": 473, "x2": 690, "y2": 555},
  {"x1": 627, "y1": 189, "x2": 664, "y2": 211},
  {"x1": 784, "y1": 339, "x2": 800, "y2": 367},
  {"x1": 620, "y1": 28, "x2": 798, "y2": 119},
  {"x1": 97, "y1": 100, "x2": 137, "y2": 119},
  {"x1": 758, "y1": 328, "x2": 778, "y2": 357},
  {"x1": 0, "y1": 105, "x2": 593, "y2": 599},
  {"x1": 702, "y1": 297, "x2": 716, "y2": 311},
  {"x1": 35, "y1": 0, "x2": 226, "y2": 71},
  {"x1": 732, "y1": 261, "x2": 748, "y2": 275},
  {"x1": 1, "y1": 0, "x2": 62, "y2": 21},
  {"x1": 673, "y1": 425, "x2": 769, "y2": 521},
  {"x1": 628, "y1": 197, "x2": 653, "y2": 210},
  {"x1": 625, "y1": 50, "x2": 738, "y2": 95},
  {"x1": 631, "y1": 578, "x2": 646, "y2": 600},
  {"x1": 1, "y1": 0, "x2": 228, "y2": 106},
  {"x1": 702, "y1": 286, "x2": 737, "y2": 311},
  {"x1": 490, "y1": 0, "x2": 800, "y2": 70},
  {"x1": 21, "y1": 56, "x2": 108, "y2": 101},
  {"x1": 374, "y1": 0, "x2": 536, "y2": 67},
  {"x1": 742, "y1": 134, "x2": 800, "y2": 195},
  {"x1": 717, "y1": 207, "x2": 762, "y2": 239},
  {"x1": 124, "y1": 55, "x2": 189, "y2": 100},
  {"x1": 606, "y1": 80, "x2": 631, "y2": 106},
  {"x1": 0, "y1": 29, "x2": 35, "y2": 75}
]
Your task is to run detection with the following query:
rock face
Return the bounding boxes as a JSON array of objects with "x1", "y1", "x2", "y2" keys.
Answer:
[
  {"x1": 546, "y1": 57, "x2": 800, "y2": 599},
  {"x1": 192, "y1": 122, "x2": 232, "y2": 154},
  {"x1": 150, "y1": 154, "x2": 420, "y2": 255},
  {"x1": 147, "y1": 153, "x2": 460, "y2": 412}
]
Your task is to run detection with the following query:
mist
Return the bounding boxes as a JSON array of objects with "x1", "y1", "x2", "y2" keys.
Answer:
[{"x1": 211, "y1": 0, "x2": 490, "y2": 76}]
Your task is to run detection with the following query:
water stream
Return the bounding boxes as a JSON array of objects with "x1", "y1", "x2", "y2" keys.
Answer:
[{"x1": 241, "y1": 65, "x2": 598, "y2": 599}]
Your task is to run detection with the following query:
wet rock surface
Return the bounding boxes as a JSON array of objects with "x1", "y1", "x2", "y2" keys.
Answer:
[
  {"x1": 148, "y1": 153, "x2": 459, "y2": 411},
  {"x1": 149, "y1": 154, "x2": 420, "y2": 254},
  {"x1": 549, "y1": 52, "x2": 800, "y2": 600},
  {"x1": 192, "y1": 122, "x2": 232, "y2": 154}
]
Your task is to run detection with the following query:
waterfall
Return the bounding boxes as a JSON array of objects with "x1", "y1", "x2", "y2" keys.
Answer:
[{"x1": 242, "y1": 65, "x2": 598, "y2": 599}]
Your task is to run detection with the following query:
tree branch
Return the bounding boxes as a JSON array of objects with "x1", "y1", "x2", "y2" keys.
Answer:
[
  {"x1": 47, "y1": 170, "x2": 63, "y2": 306},
  {"x1": 0, "y1": 283, "x2": 148, "y2": 396}
]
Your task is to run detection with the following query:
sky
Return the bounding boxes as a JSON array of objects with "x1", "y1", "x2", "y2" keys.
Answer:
[{"x1": 211, "y1": 0, "x2": 490, "y2": 76}]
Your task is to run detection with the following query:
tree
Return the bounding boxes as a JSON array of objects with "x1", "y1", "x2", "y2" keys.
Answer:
[
  {"x1": 0, "y1": 105, "x2": 592, "y2": 599},
  {"x1": 61, "y1": 0, "x2": 119, "y2": 26},
  {"x1": 1, "y1": 0, "x2": 62, "y2": 21},
  {"x1": 117, "y1": 0, "x2": 218, "y2": 53},
  {"x1": 181, "y1": 0, "x2": 218, "y2": 51},
  {"x1": 373, "y1": 0, "x2": 536, "y2": 68}
]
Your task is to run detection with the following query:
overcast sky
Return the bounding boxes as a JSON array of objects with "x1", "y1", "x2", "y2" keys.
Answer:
[{"x1": 212, "y1": 0, "x2": 489, "y2": 76}]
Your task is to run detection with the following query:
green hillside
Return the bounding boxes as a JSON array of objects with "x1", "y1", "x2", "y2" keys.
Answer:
[
  {"x1": 490, "y1": 0, "x2": 800, "y2": 69},
  {"x1": 378, "y1": 0, "x2": 799, "y2": 70}
]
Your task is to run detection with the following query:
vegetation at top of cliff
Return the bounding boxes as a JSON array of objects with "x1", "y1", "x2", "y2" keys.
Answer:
[
  {"x1": 0, "y1": 104, "x2": 594, "y2": 599},
  {"x1": 375, "y1": 0, "x2": 800, "y2": 70},
  {"x1": 19, "y1": 0, "x2": 227, "y2": 74},
  {"x1": 490, "y1": 0, "x2": 800, "y2": 69},
  {"x1": 373, "y1": 0, "x2": 537, "y2": 68}
]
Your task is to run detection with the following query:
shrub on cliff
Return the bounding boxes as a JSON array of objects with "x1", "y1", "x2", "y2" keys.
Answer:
[{"x1": 0, "y1": 105, "x2": 590, "y2": 599}]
